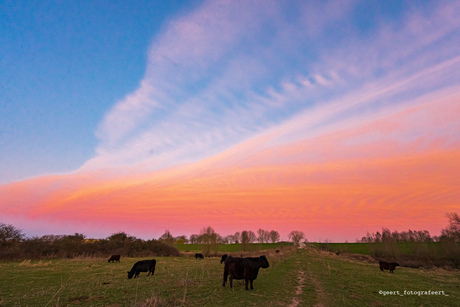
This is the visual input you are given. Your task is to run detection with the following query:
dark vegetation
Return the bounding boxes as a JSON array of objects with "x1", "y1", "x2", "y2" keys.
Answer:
[
  {"x1": 315, "y1": 213, "x2": 460, "y2": 269},
  {"x1": 0, "y1": 227, "x2": 179, "y2": 260},
  {"x1": 0, "y1": 223, "x2": 288, "y2": 261}
]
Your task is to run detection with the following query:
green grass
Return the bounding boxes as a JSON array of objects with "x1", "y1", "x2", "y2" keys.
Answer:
[
  {"x1": 1, "y1": 247, "x2": 459, "y2": 306},
  {"x1": 174, "y1": 242, "x2": 293, "y2": 253},
  {"x1": 311, "y1": 242, "x2": 372, "y2": 255},
  {"x1": 311, "y1": 242, "x2": 459, "y2": 257},
  {"x1": 295, "y1": 248, "x2": 460, "y2": 306}
]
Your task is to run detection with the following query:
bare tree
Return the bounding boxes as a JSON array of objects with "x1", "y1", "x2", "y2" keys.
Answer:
[
  {"x1": 263, "y1": 230, "x2": 271, "y2": 243},
  {"x1": 189, "y1": 234, "x2": 199, "y2": 244},
  {"x1": 159, "y1": 230, "x2": 175, "y2": 245},
  {"x1": 0, "y1": 223, "x2": 24, "y2": 247},
  {"x1": 248, "y1": 231, "x2": 256, "y2": 243},
  {"x1": 221, "y1": 235, "x2": 231, "y2": 244},
  {"x1": 288, "y1": 230, "x2": 305, "y2": 245},
  {"x1": 269, "y1": 230, "x2": 280, "y2": 243},
  {"x1": 199, "y1": 226, "x2": 219, "y2": 256},
  {"x1": 241, "y1": 230, "x2": 256, "y2": 251},
  {"x1": 257, "y1": 229, "x2": 266, "y2": 243},
  {"x1": 441, "y1": 212, "x2": 460, "y2": 241},
  {"x1": 233, "y1": 231, "x2": 241, "y2": 244}
]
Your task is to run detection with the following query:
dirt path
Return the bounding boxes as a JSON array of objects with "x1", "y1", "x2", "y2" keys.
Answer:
[
  {"x1": 288, "y1": 262, "x2": 305, "y2": 307},
  {"x1": 288, "y1": 251, "x2": 328, "y2": 307}
]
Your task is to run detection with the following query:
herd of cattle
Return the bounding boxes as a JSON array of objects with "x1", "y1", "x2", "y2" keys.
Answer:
[{"x1": 106, "y1": 253, "x2": 399, "y2": 290}]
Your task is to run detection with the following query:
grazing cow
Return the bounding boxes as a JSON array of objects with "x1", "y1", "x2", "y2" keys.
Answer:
[
  {"x1": 220, "y1": 254, "x2": 228, "y2": 264},
  {"x1": 108, "y1": 255, "x2": 120, "y2": 263},
  {"x1": 127, "y1": 259, "x2": 156, "y2": 279},
  {"x1": 379, "y1": 261, "x2": 399, "y2": 273},
  {"x1": 195, "y1": 253, "x2": 204, "y2": 260},
  {"x1": 223, "y1": 255, "x2": 270, "y2": 290},
  {"x1": 275, "y1": 250, "x2": 280, "y2": 253}
]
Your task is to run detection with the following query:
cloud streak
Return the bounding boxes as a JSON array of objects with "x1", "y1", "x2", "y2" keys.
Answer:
[{"x1": 81, "y1": 0, "x2": 460, "y2": 175}]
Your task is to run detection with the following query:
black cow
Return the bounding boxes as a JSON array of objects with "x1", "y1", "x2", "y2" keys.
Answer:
[
  {"x1": 195, "y1": 253, "x2": 204, "y2": 259},
  {"x1": 223, "y1": 255, "x2": 269, "y2": 290},
  {"x1": 108, "y1": 255, "x2": 120, "y2": 263},
  {"x1": 379, "y1": 261, "x2": 399, "y2": 273},
  {"x1": 220, "y1": 254, "x2": 228, "y2": 264},
  {"x1": 127, "y1": 259, "x2": 156, "y2": 279}
]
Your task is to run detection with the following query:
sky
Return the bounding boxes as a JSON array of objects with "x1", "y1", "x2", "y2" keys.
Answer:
[{"x1": 1, "y1": 0, "x2": 459, "y2": 242}]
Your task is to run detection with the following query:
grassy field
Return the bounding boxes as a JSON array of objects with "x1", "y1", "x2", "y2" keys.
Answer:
[
  {"x1": 1, "y1": 247, "x2": 459, "y2": 306},
  {"x1": 311, "y1": 242, "x2": 451, "y2": 256},
  {"x1": 174, "y1": 242, "x2": 293, "y2": 253}
]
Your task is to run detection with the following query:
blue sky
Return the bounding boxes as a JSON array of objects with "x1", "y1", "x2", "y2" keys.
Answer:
[{"x1": 1, "y1": 0, "x2": 201, "y2": 183}]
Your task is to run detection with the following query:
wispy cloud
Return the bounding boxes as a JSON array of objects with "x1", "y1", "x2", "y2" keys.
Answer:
[
  {"x1": 81, "y1": 0, "x2": 460, "y2": 175},
  {"x1": 81, "y1": 0, "x2": 361, "y2": 171}
]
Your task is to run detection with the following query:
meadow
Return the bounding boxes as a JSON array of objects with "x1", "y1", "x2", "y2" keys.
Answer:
[
  {"x1": 1, "y1": 244, "x2": 459, "y2": 306},
  {"x1": 174, "y1": 242, "x2": 293, "y2": 253}
]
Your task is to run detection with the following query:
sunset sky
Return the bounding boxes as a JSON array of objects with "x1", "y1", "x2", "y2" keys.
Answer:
[{"x1": 1, "y1": 0, "x2": 459, "y2": 242}]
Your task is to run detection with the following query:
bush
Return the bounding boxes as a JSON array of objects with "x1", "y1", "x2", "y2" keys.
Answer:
[{"x1": 0, "y1": 236, "x2": 179, "y2": 260}]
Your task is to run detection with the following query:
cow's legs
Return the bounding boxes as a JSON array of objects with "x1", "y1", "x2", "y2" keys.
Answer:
[
  {"x1": 229, "y1": 276, "x2": 233, "y2": 288},
  {"x1": 223, "y1": 269, "x2": 228, "y2": 287},
  {"x1": 250, "y1": 279, "x2": 254, "y2": 290},
  {"x1": 245, "y1": 277, "x2": 249, "y2": 290}
]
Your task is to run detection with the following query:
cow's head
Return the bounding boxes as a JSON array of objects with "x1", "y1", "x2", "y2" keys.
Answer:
[
  {"x1": 259, "y1": 255, "x2": 270, "y2": 268},
  {"x1": 127, "y1": 271, "x2": 134, "y2": 279}
]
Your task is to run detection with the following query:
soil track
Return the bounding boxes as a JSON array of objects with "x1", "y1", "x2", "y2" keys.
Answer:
[
  {"x1": 288, "y1": 262, "x2": 305, "y2": 307},
  {"x1": 288, "y1": 251, "x2": 328, "y2": 307}
]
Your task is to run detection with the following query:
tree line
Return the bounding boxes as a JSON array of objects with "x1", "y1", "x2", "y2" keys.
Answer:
[
  {"x1": 0, "y1": 229, "x2": 179, "y2": 260},
  {"x1": 359, "y1": 213, "x2": 460, "y2": 243},
  {"x1": 160, "y1": 227, "x2": 283, "y2": 245},
  {"x1": 0, "y1": 223, "x2": 306, "y2": 260}
]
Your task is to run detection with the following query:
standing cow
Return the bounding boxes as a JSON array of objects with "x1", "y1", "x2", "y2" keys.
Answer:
[
  {"x1": 127, "y1": 259, "x2": 156, "y2": 279},
  {"x1": 379, "y1": 261, "x2": 399, "y2": 273},
  {"x1": 195, "y1": 253, "x2": 204, "y2": 259},
  {"x1": 223, "y1": 255, "x2": 269, "y2": 290},
  {"x1": 108, "y1": 255, "x2": 120, "y2": 263}
]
